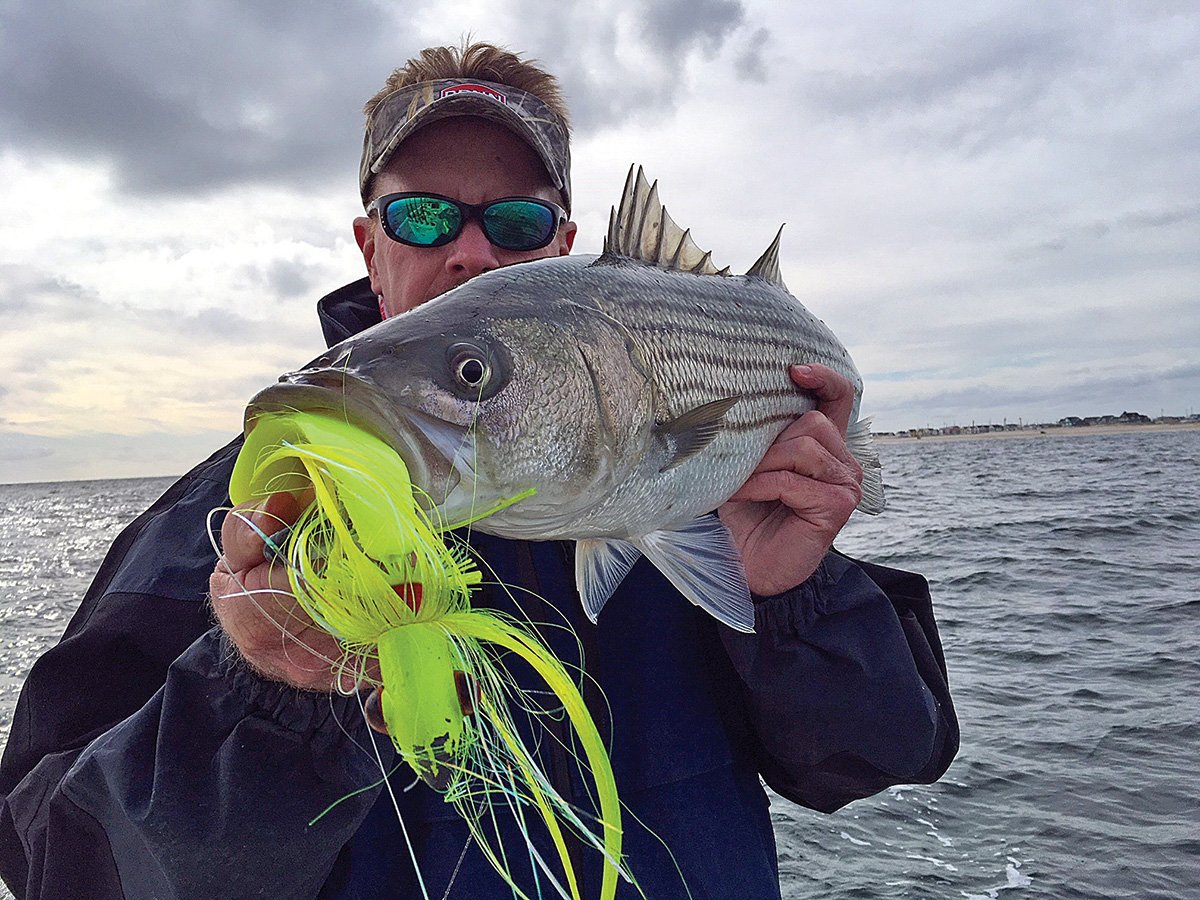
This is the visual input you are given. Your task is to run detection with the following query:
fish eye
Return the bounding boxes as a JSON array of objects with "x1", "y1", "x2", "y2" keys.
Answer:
[
  {"x1": 456, "y1": 356, "x2": 487, "y2": 387},
  {"x1": 447, "y1": 343, "x2": 490, "y2": 391}
]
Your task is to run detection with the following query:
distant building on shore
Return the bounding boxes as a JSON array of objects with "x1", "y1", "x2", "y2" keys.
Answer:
[
  {"x1": 884, "y1": 409, "x2": 1197, "y2": 439},
  {"x1": 1057, "y1": 411, "x2": 1153, "y2": 427}
]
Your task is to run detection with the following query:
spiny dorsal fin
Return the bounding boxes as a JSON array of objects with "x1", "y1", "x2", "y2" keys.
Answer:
[
  {"x1": 745, "y1": 224, "x2": 787, "y2": 289},
  {"x1": 603, "y1": 165, "x2": 729, "y2": 277}
]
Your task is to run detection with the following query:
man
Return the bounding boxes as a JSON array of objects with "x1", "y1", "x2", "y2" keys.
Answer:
[{"x1": 0, "y1": 43, "x2": 957, "y2": 899}]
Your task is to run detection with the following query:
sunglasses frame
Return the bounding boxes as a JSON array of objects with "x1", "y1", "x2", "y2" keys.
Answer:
[{"x1": 366, "y1": 191, "x2": 567, "y2": 252}]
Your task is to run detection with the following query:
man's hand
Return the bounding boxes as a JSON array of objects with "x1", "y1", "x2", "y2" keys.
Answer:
[
  {"x1": 210, "y1": 490, "x2": 355, "y2": 691},
  {"x1": 718, "y1": 364, "x2": 864, "y2": 597}
]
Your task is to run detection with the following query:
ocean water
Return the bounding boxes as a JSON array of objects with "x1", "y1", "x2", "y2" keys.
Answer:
[{"x1": 2, "y1": 430, "x2": 1198, "y2": 898}]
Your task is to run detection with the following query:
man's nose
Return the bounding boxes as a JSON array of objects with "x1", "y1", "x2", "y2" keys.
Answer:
[{"x1": 445, "y1": 221, "x2": 501, "y2": 279}]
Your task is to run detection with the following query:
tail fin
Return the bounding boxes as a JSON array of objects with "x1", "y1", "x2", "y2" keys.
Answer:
[{"x1": 847, "y1": 416, "x2": 886, "y2": 514}]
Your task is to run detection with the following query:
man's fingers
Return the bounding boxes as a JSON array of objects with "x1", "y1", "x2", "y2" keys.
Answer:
[
  {"x1": 729, "y1": 468, "x2": 862, "y2": 513},
  {"x1": 729, "y1": 450, "x2": 863, "y2": 505},
  {"x1": 729, "y1": 416, "x2": 863, "y2": 508},
  {"x1": 757, "y1": 412, "x2": 863, "y2": 481},
  {"x1": 790, "y1": 363, "x2": 856, "y2": 437},
  {"x1": 219, "y1": 491, "x2": 308, "y2": 571}
]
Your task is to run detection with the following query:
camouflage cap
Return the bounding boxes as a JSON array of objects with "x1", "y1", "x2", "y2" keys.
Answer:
[{"x1": 359, "y1": 78, "x2": 572, "y2": 213}]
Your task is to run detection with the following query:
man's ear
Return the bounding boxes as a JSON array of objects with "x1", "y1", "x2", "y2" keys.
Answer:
[
  {"x1": 559, "y1": 221, "x2": 577, "y2": 255},
  {"x1": 353, "y1": 216, "x2": 381, "y2": 294}
]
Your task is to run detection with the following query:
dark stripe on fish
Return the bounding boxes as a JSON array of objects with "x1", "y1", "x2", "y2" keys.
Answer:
[
  {"x1": 714, "y1": 411, "x2": 803, "y2": 433},
  {"x1": 665, "y1": 384, "x2": 805, "y2": 401}
]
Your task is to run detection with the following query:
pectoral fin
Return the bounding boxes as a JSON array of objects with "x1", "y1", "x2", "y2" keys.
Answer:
[
  {"x1": 575, "y1": 538, "x2": 643, "y2": 621},
  {"x1": 655, "y1": 396, "x2": 740, "y2": 471},
  {"x1": 633, "y1": 516, "x2": 754, "y2": 632}
]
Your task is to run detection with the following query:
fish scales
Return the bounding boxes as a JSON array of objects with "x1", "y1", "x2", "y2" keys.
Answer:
[{"x1": 571, "y1": 260, "x2": 859, "y2": 432}]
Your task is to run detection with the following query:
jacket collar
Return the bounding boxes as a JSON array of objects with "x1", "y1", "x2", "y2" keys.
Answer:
[{"x1": 316, "y1": 277, "x2": 382, "y2": 348}]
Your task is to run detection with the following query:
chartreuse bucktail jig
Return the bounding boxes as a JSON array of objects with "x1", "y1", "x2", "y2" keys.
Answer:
[{"x1": 228, "y1": 411, "x2": 625, "y2": 900}]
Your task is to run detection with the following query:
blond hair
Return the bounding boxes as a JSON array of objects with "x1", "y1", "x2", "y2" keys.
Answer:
[{"x1": 364, "y1": 41, "x2": 570, "y2": 130}]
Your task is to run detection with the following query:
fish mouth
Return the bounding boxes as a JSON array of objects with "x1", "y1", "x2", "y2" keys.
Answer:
[{"x1": 244, "y1": 369, "x2": 457, "y2": 504}]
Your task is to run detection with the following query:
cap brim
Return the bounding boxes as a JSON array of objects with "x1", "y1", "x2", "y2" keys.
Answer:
[{"x1": 360, "y1": 79, "x2": 572, "y2": 213}]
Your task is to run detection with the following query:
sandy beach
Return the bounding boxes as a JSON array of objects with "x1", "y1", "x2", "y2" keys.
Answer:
[{"x1": 876, "y1": 422, "x2": 1200, "y2": 445}]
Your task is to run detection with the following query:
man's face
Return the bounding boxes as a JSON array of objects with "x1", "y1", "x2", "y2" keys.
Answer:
[{"x1": 354, "y1": 117, "x2": 577, "y2": 319}]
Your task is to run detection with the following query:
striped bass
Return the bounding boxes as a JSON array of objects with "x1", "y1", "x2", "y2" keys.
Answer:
[{"x1": 246, "y1": 166, "x2": 884, "y2": 632}]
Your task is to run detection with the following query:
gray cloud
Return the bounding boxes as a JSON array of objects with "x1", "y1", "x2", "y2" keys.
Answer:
[
  {"x1": 804, "y1": 20, "x2": 1072, "y2": 118},
  {"x1": 0, "y1": 266, "x2": 104, "y2": 320},
  {"x1": 874, "y1": 361, "x2": 1200, "y2": 424},
  {"x1": 0, "y1": 1, "x2": 418, "y2": 194},
  {"x1": 790, "y1": 4, "x2": 1199, "y2": 167},
  {"x1": 0, "y1": 428, "x2": 235, "y2": 483},
  {"x1": 640, "y1": 0, "x2": 744, "y2": 56},
  {"x1": 0, "y1": 263, "x2": 227, "y2": 330},
  {"x1": 734, "y1": 28, "x2": 770, "y2": 83},
  {"x1": 0, "y1": 263, "x2": 310, "y2": 376},
  {"x1": 509, "y1": 0, "x2": 753, "y2": 131},
  {"x1": 260, "y1": 257, "x2": 326, "y2": 300},
  {"x1": 231, "y1": 256, "x2": 335, "y2": 304},
  {"x1": 1119, "y1": 204, "x2": 1200, "y2": 231},
  {"x1": 1008, "y1": 207, "x2": 1200, "y2": 261},
  {"x1": 0, "y1": 432, "x2": 52, "y2": 464}
]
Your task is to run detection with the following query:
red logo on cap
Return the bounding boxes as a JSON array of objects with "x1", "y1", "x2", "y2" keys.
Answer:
[{"x1": 440, "y1": 83, "x2": 508, "y2": 105}]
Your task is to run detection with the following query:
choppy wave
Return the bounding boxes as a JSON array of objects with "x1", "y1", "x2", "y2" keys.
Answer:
[
  {"x1": 811, "y1": 429, "x2": 1200, "y2": 898},
  {"x1": 0, "y1": 478, "x2": 176, "y2": 738}
]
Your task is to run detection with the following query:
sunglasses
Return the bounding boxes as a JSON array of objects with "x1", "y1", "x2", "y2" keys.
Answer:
[{"x1": 367, "y1": 192, "x2": 566, "y2": 252}]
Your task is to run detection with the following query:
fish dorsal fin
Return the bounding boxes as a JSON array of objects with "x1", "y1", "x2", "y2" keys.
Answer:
[
  {"x1": 604, "y1": 165, "x2": 729, "y2": 277},
  {"x1": 745, "y1": 225, "x2": 787, "y2": 290},
  {"x1": 654, "y1": 396, "x2": 740, "y2": 471}
]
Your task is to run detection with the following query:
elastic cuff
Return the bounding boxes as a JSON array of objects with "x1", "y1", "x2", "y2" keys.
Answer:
[
  {"x1": 750, "y1": 557, "x2": 835, "y2": 634},
  {"x1": 212, "y1": 629, "x2": 374, "y2": 746}
]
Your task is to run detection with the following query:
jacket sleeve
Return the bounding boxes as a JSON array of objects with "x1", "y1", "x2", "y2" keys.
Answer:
[
  {"x1": 5, "y1": 630, "x2": 389, "y2": 900},
  {"x1": 718, "y1": 549, "x2": 959, "y2": 814},
  {"x1": 0, "y1": 441, "x2": 391, "y2": 899}
]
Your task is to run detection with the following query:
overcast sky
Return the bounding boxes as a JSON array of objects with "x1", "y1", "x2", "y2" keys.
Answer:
[{"x1": 1, "y1": 1, "x2": 1197, "y2": 483}]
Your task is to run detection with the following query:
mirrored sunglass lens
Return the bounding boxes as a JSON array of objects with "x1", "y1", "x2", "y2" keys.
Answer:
[
  {"x1": 484, "y1": 201, "x2": 556, "y2": 249},
  {"x1": 387, "y1": 197, "x2": 461, "y2": 246}
]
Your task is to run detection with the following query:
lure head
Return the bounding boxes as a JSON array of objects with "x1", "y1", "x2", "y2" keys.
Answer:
[{"x1": 375, "y1": 624, "x2": 471, "y2": 791}]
